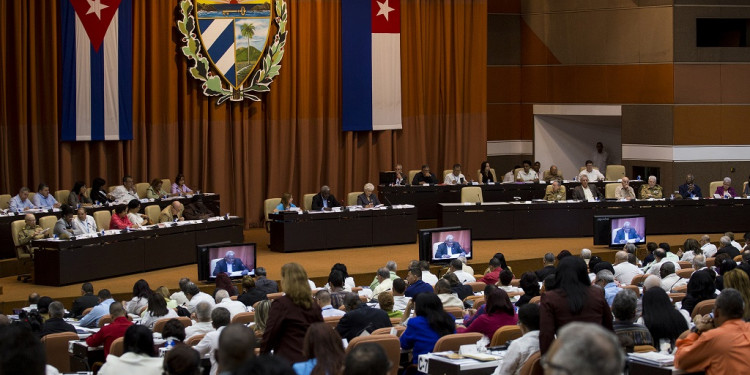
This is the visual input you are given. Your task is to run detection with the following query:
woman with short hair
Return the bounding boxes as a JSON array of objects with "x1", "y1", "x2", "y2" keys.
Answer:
[
  {"x1": 172, "y1": 173, "x2": 193, "y2": 195},
  {"x1": 274, "y1": 192, "x2": 296, "y2": 212},
  {"x1": 146, "y1": 179, "x2": 170, "y2": 199},
  {"x1": 68, "y1": 181, "x2": 92, "y2": 207},
  {"x1": 356, "y1": 183, "x2": 380, "y2": 208}
]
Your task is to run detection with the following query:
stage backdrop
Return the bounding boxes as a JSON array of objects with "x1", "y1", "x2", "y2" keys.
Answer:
[{"x1": 0, "y1": 0, "x2": 487, "y2": 227}]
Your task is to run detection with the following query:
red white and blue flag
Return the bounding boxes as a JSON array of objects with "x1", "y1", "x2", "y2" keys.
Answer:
[
  {"x1": 342, "y1": 0, "x2": 402, "y2": 131},
  {"x1": 60, "y1": 0, "x2": 132, "y2": 141}
]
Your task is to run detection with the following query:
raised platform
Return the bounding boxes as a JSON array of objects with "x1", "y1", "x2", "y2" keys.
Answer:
[{"x1": 0, "y1": 229, "x2": 723, "y2": 314}]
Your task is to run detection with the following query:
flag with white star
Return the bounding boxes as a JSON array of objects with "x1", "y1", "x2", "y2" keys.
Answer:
[
  {"x1": 60, "y1": 0, "x2": 133, "y2": 141},
  {"x1": 342, "y1": 0, "x2": 402, "y2": 131}
]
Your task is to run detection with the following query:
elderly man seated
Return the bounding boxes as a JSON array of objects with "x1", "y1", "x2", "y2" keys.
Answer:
[
  {"x1": 639, "y1": 175, "x2": 663, "y2": 199},
  {"x1": 10, "y1": 187, "x2": 35, "y2": 213},
  {"x1": 18, "y1": 214, "x2": 49, "y2": 254},
  {"x1": 434, "y1": 235, "x2": 466, "y2": 258},
  {"x1": 544, "y1": 180, "x2": 566, "y2": 201},
  {"x1": 660, "y1": 262, "x2": 687, "y2": 292},
  {"x1": 159, "y1": 201, "x2": 184, "y2": 223},
  {"x1": 213, "y1": 251, "x2": 248, "y2": 277}
]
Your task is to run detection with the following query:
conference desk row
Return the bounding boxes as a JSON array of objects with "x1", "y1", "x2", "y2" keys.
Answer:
[
  {"x1": 439, "y1": 198, "x2": 750, "y2": 240},
  {"x1": 379, "y1": 181, "x2": 645, "y2": 219},
  {"x1": 0, "y1": 194, "x2": 221, "y2": 259},
  {"x1": 269, "y1": 207, "x2": 417, "y2": 252},
  {"x1": 31, "y1": 217, "x2": 243, "y2": 286}
]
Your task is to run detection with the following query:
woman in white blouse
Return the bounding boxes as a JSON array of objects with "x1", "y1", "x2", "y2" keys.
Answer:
[
  {"x1": 140, "y1": 293, "x2": 178, "y2": 329},
  {"x1": 72, "y1": 207, "x2": 97, "y2": 234},
  {"x1": 126, "y1": 199, "x2": 150, "y2": 228}
]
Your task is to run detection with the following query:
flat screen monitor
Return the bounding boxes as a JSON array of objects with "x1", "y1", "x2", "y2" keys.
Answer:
[
  {"x1": 197, "y1": 242, "x2": 257, "y2": 281},
  {"x1": 418, "y1": 227, "x2": 472, "y2": 264},
  {"x1": 379, "y1": 171, "x2": 397, "y2": 185},
  {"x1": 610, "y1": 216, "x2": 646, "y2": 246}
]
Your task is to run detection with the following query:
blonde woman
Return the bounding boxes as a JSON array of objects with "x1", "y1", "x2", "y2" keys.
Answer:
[
  {"x1": 260, "y1": 263, "x2": 323, "y2": 363},
  {"x1": 723, "y1": 269, "x2": 750, "y2": 320},
  {"x1": 356, "y1": 183, "x2": 380, "y2": 207},
  {"x1": 253, "y1": 299, "x2": 272, "y2": 340}
]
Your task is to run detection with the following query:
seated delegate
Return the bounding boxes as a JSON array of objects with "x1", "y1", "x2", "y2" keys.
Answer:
[
  {"x1": 412, "y1": 164, "x2": 438, "y2": 185},
  {"x1": 434, "y1": 235, "x2": 467, "y2": 258},
  {"x1": 356, "y1": 183, "x2": 380, "y2": 207},
  {"x1": 274, "y1": 193, "x2": 296, "y2": 212},
  {"x1": 311, "y1": 186, "x2": 341, "y2": 211}
]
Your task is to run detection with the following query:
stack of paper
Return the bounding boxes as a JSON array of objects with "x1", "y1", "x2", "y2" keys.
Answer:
[{"x1": 628, "y1": 352, "x2": 674, "y2": 367}]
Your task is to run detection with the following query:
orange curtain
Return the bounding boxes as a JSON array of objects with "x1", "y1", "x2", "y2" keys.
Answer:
[{"x1": 0, "y1": 0, "x2": 487, "y2": 227}]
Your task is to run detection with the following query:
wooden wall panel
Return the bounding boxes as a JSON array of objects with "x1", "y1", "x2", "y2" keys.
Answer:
[
  {"x1": 622, "y1": 105, "x2": 673, "y2": 145},
  {"x1": 488, "y1": 14, "x2": 521, "y2": 65},
  {"x1": 487, "y1": 66, "x2": 521, "y2": 103},
  {"x1": 489, "y1": 0, "x2": 520, "y2": 14},
  {"x1": 671, "y1": 106, "x2": 750, "y2": 145},
  {"x1": 674, "y1": 64, "x2": 721, "y2": 104},
  {"x1": 487, "y1": 104, "x2": 522, "y2": 141}
]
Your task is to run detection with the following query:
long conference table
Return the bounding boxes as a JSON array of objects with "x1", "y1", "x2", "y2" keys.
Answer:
[
  {"x1": 439, "y1": 198, "x2": 750, "y2": 240},
  {"x1": 379, "y1": 181, "x2": 645, "y2": 220},
  {"x1": 269, "y1": 206, "x2": 417, "y2": 252},
  {"x1": 0, "y1": 194, "x2": 221, "y2": 259},
  {"x1": 31, "y1": 217, "x2": 244, "y2": 286}
]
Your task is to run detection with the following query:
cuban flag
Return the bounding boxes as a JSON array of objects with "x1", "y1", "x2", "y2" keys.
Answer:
[
  {"x1": 342, "y1": 0, "x2": 402, "y2": 131},
  {"x1": 60, "y1": 0, "x2": 132, "y2": 141}
]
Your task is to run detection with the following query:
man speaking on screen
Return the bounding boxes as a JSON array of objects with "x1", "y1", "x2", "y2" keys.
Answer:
[
  {"x1": 435, "y1": 235, "x2": 467, "y2": 258},
  {"x1": 614, "y1": 221, "x2": 641, "y2": 244},
  {"x1": 213, "y1": 251, "x2": 249, "y2": 276}
]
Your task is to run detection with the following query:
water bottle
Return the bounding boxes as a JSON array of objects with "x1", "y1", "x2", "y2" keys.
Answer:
[
  {"x1": 670, "y1": 194, "x2": 674, "y2": 200},
  {"x1": 637, "y1": 175, "x2": 641, "y2": 181}
]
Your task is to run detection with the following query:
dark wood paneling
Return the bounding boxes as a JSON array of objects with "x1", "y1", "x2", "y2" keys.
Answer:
[
  {"x1": 622, "y1": 105, "x2": 674, "y2": 145},
  {"x1": 488, "y1": 66, "x2": 521, "y2": 103},
  {"x1": 488, "y1": 14, "x2": 520, "y2": 66}
]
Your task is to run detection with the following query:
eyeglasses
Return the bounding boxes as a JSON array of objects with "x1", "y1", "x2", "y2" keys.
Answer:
[{"x1": 541, "y1": 355, "x2": 573, "y2": 375}]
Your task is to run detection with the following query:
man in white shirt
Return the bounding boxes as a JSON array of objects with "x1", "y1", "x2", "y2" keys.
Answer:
[
  {"x1": 111, "y1": 175, "x2": 139, "y2": 203},
  {"x1": 315, "y1": 290, "x2": 345, "y2": 318},
  {"x1": 578, "y1": 160, "x2": 605, "y2": 182},
  {"x1": 644, "y1": 249, "x2": 681, "y2": 276},
  {"x1": 503, "y1": 165, "x2": 520, "y2": 183},
  {"x1": 193, "y1": 307, "x2": 230, "y2": 375},
  {"x1": 72, "y1": 207, "x2": 97, "y2": 234},
  {"x1": 613, "y1": 251, "x2": 642, "y2": 285},
  {"x1": 419, "y1": 261, "x2": 439, "y2": 286},
  {"x1": 516, "y1": 160, "x2": 539, "y2": 182},
  {"x1": 371, "y1": 268, "x2": 394, "y2": 301},
  {"x1": 444, "y1": 163, "x2": 468, "y2": 185},
  {"x1": 171, "y1": 278, "x2": 191, "y2": 306},
  {"x1": 726, "y1": 232, "x2": 743, "y2": 252},
  {"x1": 391, "y1": 279, "x2": 410, "y2": 311},
  {"x1": 214, "y1": 290, "x2": 247, "y2": 319},
  {"x1": 659, "y1": 262, "x2": 687, "y2": 292},
  {"x1": 591, "y1": 142, "x2": 609, "y2": 173},
  {"x1": 459, "y1": 256, "x2": 475, "y2": 275},
  {"x1": 185, "y1": 302, "x2": 215, "y2": 339},
  {"x1": 185, "y1": 282, "x2": 215, "y2": 314},
  {"x1": 449, "y1": 259, "x2": 475, "y2": 284},
  {"x1": 497, "y1": 303, "x2": 540, "y2": 375},
  {"x1": 699, "y1": 235, "x2": 717, "y2": 258},
  {"x1": 33, "y1": 183, "x2": 61, "y2": 209}
]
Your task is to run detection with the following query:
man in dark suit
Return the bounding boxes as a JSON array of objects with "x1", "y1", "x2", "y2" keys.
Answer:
[
  {"x1": 41, "y1": 301, "x2": 76, "y2": 338},
  {"x1": 717, "y1": 236, "x2": 740, "y2": 259},
  {"x1": 311, "y1": 185, "x2": 341, "y2": 211},
  {"x1": 614, "y1": 221, "x2": 641, "y2": 244},
  {"x1": 412, "y1": 164, "x2": 438, "y2": 185},
  {"x1": 213, "y1": 251, "x2": 249, "y2": 276},
  {"x1": 70, "y1": 282, "x2": 99, "y2": 319},
  {"x1": 335, "y1": 294, "x2": 391, "y2": 341},
  {"x1": 434, "y1": 235, "x2": 466, "y2": 258},
  {"x1": 572, "y1": 175, "x2": 603, "y2": 201},
  {"x1": 254, "y1": 267, "x2": 279, "y2": 294},
  {"x1": 535, "y1": 253, "x2": 556, "y2": 281}
]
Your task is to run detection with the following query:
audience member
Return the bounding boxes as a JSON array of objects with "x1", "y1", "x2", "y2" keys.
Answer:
[
  {"x1": 98, "y1": 325, "x2": 161, "y2": 375},
  {"x1": 0, "y1": 324, "x2": 47, "y2": 375},
  {"x1": 678, "y1": 238, "x2": 702, "y2": 263},
  {"x1": 716, "y1": 235, "x2": 740, "y2": 258},
  {"x1": 214, "y1": 289, "x2": 248, "y2": 318},
  {"x1": 378, "y1": 292, "x2": 402, "y2": 319},
  {"x1": 660, "y1": 262, "x2": 687, "y2": 292},
  {"x1": 645, "y1": 248, "x2": 682, "y2": 276},
  {"x1": 78, "y1": 289, "x2": 115, "y2": 328},
  {"x1": 612, "y1": 290, "x2": 653, "y2": 350},
  {"x1": 185, "y1": 282, "x2": 215, "y2": 314},
  {"x1": 543, "y1": 322, "x2": 624, "y2": 375},
  {"x1": 185, "y1": 301, "x2": 215, "y2": 339},
  {"x1": 404, "y1": 266, "x2": 433, "y2": 297},
  {"x1": 253, "y1": 268, "x2": 279, "y2": 295},
  {"x1": 335, "y1": 294, "x2": 391, "y2": 341},
  {"x1": 699, "y1": 235, "x2": 717, "y2": 258},
  {"x1": 442, "y1": 272, "x2": 473, "y2": 301},
  {"x1": 457, "y1": 288, "x2": 517, "y2": 339},
  {"x1": 194, "y1": 307, "x2": 231, "y2": 375},
  {"x1": 641, "y1": 288, "x2": 690, "y2": 347},
  {"x1": 539, "y1": 256, "x2": 613, "y2": 354},
  {"x1": 327, "y1": 270, "x2": 353, "y2": 309},
  {"x1": 392, "y1": 278, "x2": 409, "y2": 311},
  {"x1": 418, "y1": 261, "x2": 438, "y2": 286},
  {"x1": 40, "y1": 301, "x2": 76, "y2": 338},
  {"x1": 675, "y1": 288, "x2": 750, "y2": 374},
  {"x1": 253, "y1": 300, "x2": 272, "y2": 340},
  {"x1": 594, "y1": 269, "x2": 621, "y2": 306},
  {"x1": 125, "y1": 279, "x2": 152, "y2": 315},
  {"x1": 479, "y1": 257, "x2": 504, "y2": 285},
  {"x1": 497, "y1": 303, "x2": 540, "y2": 375},
  {"x1": 216, "y1": 323, "x2": 256, "y2": 375},
  {"x1": 86, "y1": 302, "x2": 133, "y2": 357},
  {"x1": 343, "y1": 343, "x2": 390, "y2": 375},
  {"x1": 161, "y1": 318, "x2": 187, "y2": 343},
  {"x1": 534, "y1": 253, "x2": 556, "y2": 281},
  {"x1": 261, "y1": 263, "x2": 323, "y2": 364},
  {"x1": 70, "y1": 282, "x2": 99, "y2": 319},
  {"x1": 369, "y1": 261, "x2": 399, "y2": 289},
  {"x1": 515, "y1": 272, "x2": 540, "y2": 307},
  {"x1": 681, "y1": 270, "x2": 717, "y2": 316},
  {"x1": 498, "y1": 269, "x2": 520, "y2": 293},
  {"x1": 722, "y1": 269, "x2": 750, "y2": 320},
  {"x1": 155, "y1": 286, "x2": 178, "y2": 309},
  {"x1": 163, "y1": 345, "x2": 201, "y2": 375},
  {"x1": 238, "y1": 275, "x2": 267, "y2": 307},
  {"x1": 434, "y1": 279, "x2": 464, "y2": 309},
  {"x1": 171, "y1": 277, "x2": 192, "y2": 306},
  {"x1": 315, "y1": 290, "x2": 345, "y2": 318},
  {"x1": 371, "y1": 268, "x2": 394, "y2": 301},
  {"x1": 399, "y1": 293, "x2": 456, "y2": 363},
  {"x1": 613, "y1": 250, "x2": 642, "y2": 285},
  {"x1": 140, "y1": 293, "x2": 179, "y2": 329},
  {"x1": 294, "y1": 322, "x2": 345, "y2": 375}
]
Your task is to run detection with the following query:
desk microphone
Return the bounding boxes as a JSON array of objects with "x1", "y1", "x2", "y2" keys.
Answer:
[
  {"x1": 476, "y1": 193, "x2": 481, "y2": 206},
  {"x1": 383, "y1": 194, "x2": 394, "y2": 209}
]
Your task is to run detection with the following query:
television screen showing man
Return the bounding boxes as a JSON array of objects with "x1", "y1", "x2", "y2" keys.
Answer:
[
  {"x1": 611, "y1": 218, "x2": 645, "y2": 245},
  {"x1": 433, "y1": 233, "x2": 470, "y2": 259},
  {"x1": 212, "y1": 249, "x2": 251, "y2": 277}
]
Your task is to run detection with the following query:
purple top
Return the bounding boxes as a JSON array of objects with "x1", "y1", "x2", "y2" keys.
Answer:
[
  {"x1": 457, "y1": 311, "x2": 517, "y2": 339},
  {"x1": 715, "y1": 186, "x2": 736, "y2": 198}
]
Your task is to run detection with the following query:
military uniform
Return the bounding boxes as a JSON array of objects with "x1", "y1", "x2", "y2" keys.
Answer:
[
  {"x1": 639, "y1": 184, "x2": 663, "y2": 199},
  {"x1": 18, "y1": 224, "x2": 46, "y2": 254},
  {"x1": 544, "y1": 186, "x2": 567, "y2": 201},
  {"x1": 544, "y1": 172, "x2": 564, "y2": 183}
]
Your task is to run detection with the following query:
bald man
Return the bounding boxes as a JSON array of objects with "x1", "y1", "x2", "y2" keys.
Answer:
[
  {"x1": 613, "y1": 250, "x2": 642, "y2": 285},
  {"x1": 615, "y1": 177, "x2": 636, "y2": 200},
  {"x1": 159, "y1": 201, "x2": 184, "y2": 223},
  {"x1": 213, "y1": 250, "x2": 248, "y2": 276},
  {"x1": 544, "y1": 165, "x2": 564, "y2": 182},
  {"x1": 18, "y1": 214, "x2": 49, "y2": 253}
]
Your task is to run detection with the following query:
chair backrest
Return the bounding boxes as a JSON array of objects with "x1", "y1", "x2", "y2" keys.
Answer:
[
  {"x1": 519, "y1": 351, "x2": 543, "y2": 375},
  {"x1": 633, "y1": 345, "x2": 657, "y2": 353},
  {"x1": 668, "y1": 293, "x2": 686, "y2": 303},
  {"x1": 444, "y1": 306, "x2": 464, "y2": 320},
  {"x1": 433, "y1": 333, "x2": 483, "y2": 352},
  {"x1": 620, "y1": 285, "x2": 640, "y2": 298},
  {"x1": 98, "y1": 314, "x2": 113, "y2": 328},
  {"x1": 513, "y1": 167, "x2": 524, "y2": 179},
  {"x1": 324, "y1": 315, "x2": 342, "y2": 329},
  {"x1": 460, "y1": 186, "x2": 483, "y2": 204},
  {"x1": 145, "y1": 205, "x2": 161, "y2": 224},
  {"x1": 677, "y1": 261, "x2": 691, "y2": 269},
  {"x1": 135, "y1": 182, "x2": 150, "y2": 199},
  {"x1": 490, "y1": 325, "x2": 522, "y2": 347},
  {"x1": 267, "y1": 292, "x2": 283, "y2": 300},
  {"x1": 346, "y1": 335, "x2": 401, "y2": 375},
  {"x1": 605, "y1": 183, "x2": 618, "y2": 199},
  {"x1": 734, "y1": 255, "x2": 743, "y2": 262},
  {"x1": 39, "y1": 215, "x2": 57, "y2": 233},
  {"x1": 672, "y1": 284, "x2": 688, "y2": 293},
  {"x1": 11, "y1": 219, "x2": 26, "y2": 248},
  {"x1": 303, "y1": 194, "x2": 315, "y2": 211},
  {"x1": 54, "y1": 190, "x2": 70, "y2": 204},
  {"x1": 529, "y1": 296, "x2": 541, "y2": 304},
  {"x1": 466, "y1": 282, "x2": 485, "y2": 293},
  {"x1": 708, "y1": 181, "x2": 723, "y2": 197},
  {"x1": 0, "y1": 194, "x2": 11, "y2": 209},
  {"x1": 152, "y1": 317, "x2": 173, "y2": 333},
  {"x1": 676, "y1": 268, "x2": 694, "y2": 279},
  {"x1": 177, "y1": 316, "x2": 192, "y2": 327},
  {"x1": 347, "y1": 192, "x2": 363, "y2": 206},
  {"x1": 390, "y1": 317, "x2": 402, "y2": 326},
  {"x1": 108, "y1": 186, "x2": 117, "y2": 193},
  {"x1": 692, "y1": 299, "x2": 716, "y2": 319},
  {"x1": 41, "y1": 331, "x2": 79, "y2": 373},
  {"x1": 161, "y1": 179, "x2": 172, "y2": 192},
  {"x1": 85, "y1": 187, "x2": 92, "y2": 198},
  {"x1": 109, "y1": 337, "x2": 125, "y2": 357},
  {"x1": 231, "y1": 311, "x2": 255, "y2": 325},
  {"x1": 476, "y1": 168, "x2": 498, "y2": 183},
  {"x1": 264, "y1": 198, "x2": 281, "y2": 221},
  {"x1": 630, "y1": 274, "x2": 649, "y2": 286},
  {"x1": 441, "y1": 170, "x2": 451, "y2": 180},
  {"x1": 93, "y1": 210, "x2": 111, "y2": 231},
  {"x1": 27, "y1": 193, "x2": 36, "y2": 205},
  {"x1": 605, "y1": 165, "x2": 626, "y2": 181},
  {"x1": 372, "y1": 326, "x2": 405, "y2": 337},
  {"x1": 185, "y1": 333, "x2": 205, "y2": 346},
  {"x1": 706, "y1": 257, "x2": 715, "y2": 268}
]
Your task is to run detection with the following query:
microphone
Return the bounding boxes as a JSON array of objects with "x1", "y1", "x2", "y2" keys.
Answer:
[
  {"x1": 383, "y1": 194, "x2": 394, "y2": 209},
  {"x1": 476, "y1": 193, "x2": 481, "y2": 206}
]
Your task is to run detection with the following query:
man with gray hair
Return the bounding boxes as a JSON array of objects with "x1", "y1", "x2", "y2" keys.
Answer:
[
  {"x1": 171, "y1": 277, "x2": 191, "y2": 306},
  {"x1": 717, "y1": 235, "x2": 740, "y2": 258},
  {"x1": 449, "y1": 258, "x2": 475, "y2": 284},
  {"x1": 212, "y1": 250, "x2": 248, "y2": 276},
  {"x1": 543, "y1": 322, "x2": 625, "y2": 375},
  {"x1": 660, "y1": 262, "x2": 687, "y2": 292},
  {"x1": 185, "y1": 282, "x2": 215, "y2": 314},
  {"x1": 692, "y1": 254, "x2": 707, "y2": 272},
  {"x1": 594, "y1": 270, "x2": 621, "y2": 306},
  {"x1": 40, "y1": 301, "x2": 76, "y2": 337},
  {"x1": 612, "y1": 290, "x2": 653, "y2": 349},
  {"x1": 371, "y1": 268, "x2": 394, "y2": 301},
  {"x1": 185, "y1": 301, "x2": 215, "y2": 339},
  {"x1": 675, "y1": 288, "x2": 750, "y2": 373},
  {"x1": 370, "y1": 261, "x2": 399, "y2": 289},
  {"x1": 435, "y1": 234, "x2": 466, "y2": 258},
  {"x1": 613, "y1": 250, "x2": 642, "y2": 285},
  {"x1": 315, "y1": 290, "x2": 345, "y2": 318},
  {"x1": 311, "y1": 185, "x2": 341, "y2": 211},
  {"x1": 214, "y1": 289, "x2": 248, "y2": 318},
  {"x1": 726, "y1": 232, "x2": 743, "y2": 251},
  {"x1": 699, "y1": 235, "x2": 717, "y2": 258},
  {"x1": 535, "y1": 252, "x2": 556, "y2": 281},
  {"x1": 642, "y1": 275, "x2": 662, "y2": 292}
]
